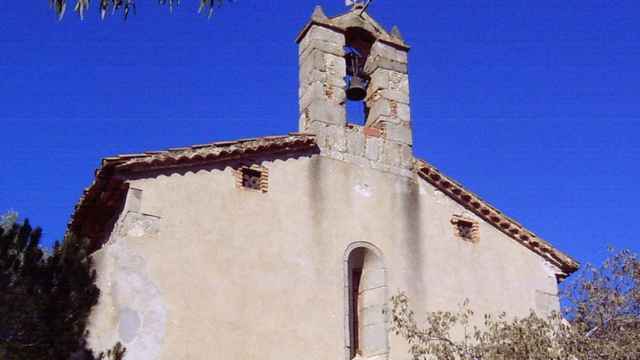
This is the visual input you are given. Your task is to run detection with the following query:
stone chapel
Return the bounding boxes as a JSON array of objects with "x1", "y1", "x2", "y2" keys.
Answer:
[{"x1": 69, "y1": 3, "x2": 579, "y2": 360}]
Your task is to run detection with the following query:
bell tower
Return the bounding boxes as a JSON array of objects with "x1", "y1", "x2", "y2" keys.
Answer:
[{"x1": 296, "y1": 4, "x2": 413, "y2": 173}]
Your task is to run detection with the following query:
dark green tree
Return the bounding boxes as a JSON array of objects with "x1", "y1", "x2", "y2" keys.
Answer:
[{"x1": 0, "y1": 215, "x2": 123, "y2": 360}]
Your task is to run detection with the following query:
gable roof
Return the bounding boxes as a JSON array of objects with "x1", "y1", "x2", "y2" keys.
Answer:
[
  {"x1": 416, "y1": 159, "x2": 579, "y2": 277},
  {"x1": 68, "y1": 134, "x2": 317, "y2": 247},
  {"x1": 68, "y1": 133, "x2": 578, "y2": 276}
]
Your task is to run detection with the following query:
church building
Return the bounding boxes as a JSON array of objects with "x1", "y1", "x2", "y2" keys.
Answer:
[{"x1": 70, "y1": 3, "x2": 579, "y2": 360}]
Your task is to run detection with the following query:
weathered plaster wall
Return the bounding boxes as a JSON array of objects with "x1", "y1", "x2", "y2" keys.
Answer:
[{"x1": 87, "y1": 154, "x2": 559, "y2": 360}]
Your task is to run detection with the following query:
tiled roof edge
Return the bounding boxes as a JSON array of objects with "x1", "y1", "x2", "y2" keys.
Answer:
[
  {"x1": 415, "y1": 158, "x2": 579, "y2": 277},
  {"x1": 67, "y1": 134, "x2": 317, "y2": 239}
]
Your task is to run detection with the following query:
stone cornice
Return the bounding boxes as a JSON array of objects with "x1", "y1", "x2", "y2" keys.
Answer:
[{"x1": 295, "y1": 7, "x2": 409, "y2": 51}]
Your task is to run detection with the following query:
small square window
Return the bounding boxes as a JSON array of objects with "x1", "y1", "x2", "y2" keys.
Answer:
[
  {"x1": 236, "y1": 166, "x2": 268, "y2": 192},
  {"x1": 451, "y1": 216, "x2": 479, "y2": 243},
  {"x1": 242, "y1": 168, "x2": 262, "y2": 190},
  {"x1": 457, "y1": 221, "x2": 474, "y2": 240}
]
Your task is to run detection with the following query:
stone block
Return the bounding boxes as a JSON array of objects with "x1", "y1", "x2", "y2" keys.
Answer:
[
  {"x1": 361, "y1": 268, "x2": 386, "y2": 289},
  {"x1": 380, "y1": 141, "x2": 402, "y2": 167},
  {"x1": 388, "y1": 71, "x2": 410, "y2": 94},
  {"x1": 370, "y1": 40, "x2": 408, "y2": 64},
  {"x1": 325, "y1": 125, "x2": 347, "y2": 152},
  {"x1": 395, "y1": 102, "x2": 411, "y2": 123},
  {"x1": 117, "y1": 212, "x2": 159, "y2": 239},
  {"x1": 360, "y1": 286, "x2": 386, "y2": 309},
  {"x1": 346, "y1": 127, "x2": 365, "y2": 156},
  {"x1": 300, "y1": 49, "x2": 346, "y2": 76},
  {"x1": 366, "y1": 70, "x2": 410, "y2": 104},
  {"x1": 298, "y1": 113, "x2": 307, "y2": 132},
  {"x1": 400, "y1": 143, "x2": 414, "y2": 168},
  {"x1": 364, "y1": 55, "x2": 408, "y2": 75},
  {"x1": 325, "y1": 149, "x2": 345, "y2": 161},
  {"x1": 367, "y1": 99, "x2": 410, "y2": 126},
  {"x1": 304, "y1": 100, "x2": 346, "y2": 127},
  {"x1": 299, "y1": 38, "x2": 345, "y2": 59},
  {"x1": 374, "y1": 89, "x2": 410, "y2": 105},
  {"x1": 365, "y1": 137, "x2": 382, "y2": 161},
  {"x1": 360, "y1": 324, "x2": 388, "y2": 356},
  {"x1": 366, "y1": 102, "x2": 409, "y2": 124},
  {"x1": 299, "y1": 82, "x2": 345, "y2": 111},
  {"x1": 306, "y1": 121, "x2": 328, "y2": 146},
  {"x1": 366, "y1": 99, "x2": 393, "y2": 124},
  {"x1": 359, "y1": 304, "x2": 385, "y2": 327},
  {"x1": 299, "y1": 24, "x2": 344, "y2": 46},
  {"x1": 384, "y1": 123, "x2": 413, "y2": 145},
  {"x1": 300, "y1": 69, "x2": 346, "y2": 88}
]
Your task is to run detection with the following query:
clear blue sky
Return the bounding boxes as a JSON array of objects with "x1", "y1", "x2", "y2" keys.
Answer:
[{"x1": 1, "y1": 1, "x2": 638, "y2": 267}]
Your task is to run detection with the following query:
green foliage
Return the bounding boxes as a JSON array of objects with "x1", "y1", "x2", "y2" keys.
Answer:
[
  {"x1": 561, "y1": 249, "x2": 640, "y2": 359},
  {"x1": 391, "y1": 295, "x2": 572, "y2": 360},
  {"x1": 49, "y1": 0, "x2": 232, "y2": 21},
  {"x1": 0, "y1": 216, "x2": 122, "y2": 359},
  {"x1": 391, "y1": 249, "x2": 640, "y2": 360}
]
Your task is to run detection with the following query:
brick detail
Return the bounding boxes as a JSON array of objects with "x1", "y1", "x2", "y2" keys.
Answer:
[
  {"x1": 235, "y1": 165, "x2": 269, "y2": 193},
  {"x1": 363, "y1": 127, "x2": 384, "y2": 138},
  {"x1": 451, "y1": 215, "x2": 480, "y2": 243}
]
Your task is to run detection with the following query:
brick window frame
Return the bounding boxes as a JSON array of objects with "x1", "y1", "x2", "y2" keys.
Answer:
[
  {"x1": 451, "y1": 215, "x2": 480, "y2": 243},
  {"x1": 235, "y1": 165, "x2": 269, "y2": 193}
]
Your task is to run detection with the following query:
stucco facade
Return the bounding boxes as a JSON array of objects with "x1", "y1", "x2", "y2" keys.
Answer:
[
  {"x1": 72, "y1": 4, "x2": 578, "y2": 360},
  {"x1": 85, "y1": 154, "x2": 565, "y2": 360}
]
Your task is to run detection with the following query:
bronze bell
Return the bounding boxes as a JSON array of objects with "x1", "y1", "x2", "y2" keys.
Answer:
[{"x1": 347, "y1": 75, "x2": 367, "y2": 101}]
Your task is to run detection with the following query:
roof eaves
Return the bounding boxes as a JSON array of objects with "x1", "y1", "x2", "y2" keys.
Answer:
[
  {"x1": 68, "y1": 134, "x2": 317, "y2": 240},
  {"x1": 415, "y1": 158, "x2": 580, "y2": 277}
]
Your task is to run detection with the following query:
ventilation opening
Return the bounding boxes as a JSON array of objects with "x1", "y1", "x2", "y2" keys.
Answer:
[
  {"x1": 236, "y1": 166, "x2": 268, "y2": 192},
  {"x1": 451, "y1": 216, "x2": 479, "y2": 243},
  {"x1": 344, "y1": 27, "x2": 374, "y2": 125}
]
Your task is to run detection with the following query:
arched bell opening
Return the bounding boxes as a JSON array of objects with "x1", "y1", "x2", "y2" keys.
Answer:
[
  {"x1": 345, "y1": 243, "x2": 388, "y2": 360},
  {"x1": 344, "y1": 27, "x2": 375, "y2": 125}
]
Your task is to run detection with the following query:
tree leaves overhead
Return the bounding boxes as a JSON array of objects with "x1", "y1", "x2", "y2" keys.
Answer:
[
  {"x1": 198, "y1": 0, "x2": 226, "y2": 19},
  {"x1": 49, "y1": 0, "x2": 231, "y2": 21},
  {"x1": 50, "y1": 0, "x2": 67, "y2": 20}
]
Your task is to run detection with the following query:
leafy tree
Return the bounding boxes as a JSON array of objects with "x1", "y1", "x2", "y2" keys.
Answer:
[
  {"x1": 0, "y1": 215, "x2": 123, "y2": 360},
  {"x1": 49, "y1": 0, "x2": 231, "y2": 21},
  {"x1": 391, "y1": 249, "x2": 640, "y2": 360},
  {"x1": 562, "y1": 249, "x2": 640, "y2": 359}
]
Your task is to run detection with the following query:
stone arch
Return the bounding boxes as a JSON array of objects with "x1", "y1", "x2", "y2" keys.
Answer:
[{"x1": 344, "y1": 242, "x2": 388, "y2": 360}]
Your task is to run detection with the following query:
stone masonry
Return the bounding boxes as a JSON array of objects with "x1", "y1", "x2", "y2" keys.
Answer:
[{"x1": 297, "y1": 6, "x2": 413, "y2": 177}]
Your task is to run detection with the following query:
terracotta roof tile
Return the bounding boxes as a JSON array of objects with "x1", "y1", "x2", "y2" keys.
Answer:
[
  {"x1": 415, "y1": 158, "x2": 579, "y2": 277},
  {"x1": 67, "y1": 133, "x2": 578, "y2": 277},
  {"x1": 68, "y1": 134, "x2": 317, "y2": 241}
]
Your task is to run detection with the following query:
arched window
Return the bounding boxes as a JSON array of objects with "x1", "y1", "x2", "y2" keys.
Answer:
[{"x1": 345, "y1": 243, "x2": 388, "y2": 360}]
